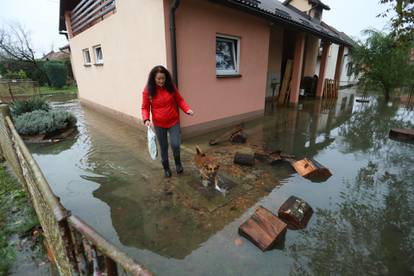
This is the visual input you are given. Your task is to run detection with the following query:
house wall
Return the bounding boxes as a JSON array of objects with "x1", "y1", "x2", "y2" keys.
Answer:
[
  {"x1": 67, "y1": 0, "x2": 167, "y2": 122},
  {"x1": 266, "y1": 26, "x2": 284, "y2": 97},
  {"x1": 340, "y1": 47, "x2": 358, "y2": 84},
  {"x1": 289, "y1": 0, "x2": 312, "y2": 12},
  {"x1": 172, "y1": 0, "x2": 270, "y2": 133}
]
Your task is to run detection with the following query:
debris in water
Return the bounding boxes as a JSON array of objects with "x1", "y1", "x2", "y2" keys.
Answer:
[{"x1": 278, "y1": 196, "x2": 313, "y2": 229}]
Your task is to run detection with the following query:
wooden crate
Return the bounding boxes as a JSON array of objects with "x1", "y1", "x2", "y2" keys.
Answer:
[
  {"x1": 278, "y1": 196, "x2": 313, "y2": 229},
  {"x1": 292, "y1": 158, "x2": 332, "y2": 181},
  {"x1": 238, "y1": 206, "x2": 287, "y2": 251}
]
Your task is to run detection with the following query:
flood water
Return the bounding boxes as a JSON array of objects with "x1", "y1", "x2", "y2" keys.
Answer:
[{"x1": 29, "y1": 89, "x2": 414, "y2": 275}]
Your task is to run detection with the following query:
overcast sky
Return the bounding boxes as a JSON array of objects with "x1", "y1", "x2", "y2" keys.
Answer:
[{"x1": 0, "y1": 0, "x2": 392, "y2": 58}]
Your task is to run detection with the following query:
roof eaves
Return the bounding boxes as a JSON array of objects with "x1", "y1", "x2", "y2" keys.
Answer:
[{"x1": 216, "y1": 0, "x2": 352, "y2": 47}]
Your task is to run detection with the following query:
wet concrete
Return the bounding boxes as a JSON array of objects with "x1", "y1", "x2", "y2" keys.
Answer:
[{"x1": 29, "y1": 89, "x2": 414, "y2": 275}]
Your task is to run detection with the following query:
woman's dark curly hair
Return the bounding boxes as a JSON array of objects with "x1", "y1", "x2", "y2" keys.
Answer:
[{"x1": 147, "y1": 65, "x2": 176, "y2": 97}]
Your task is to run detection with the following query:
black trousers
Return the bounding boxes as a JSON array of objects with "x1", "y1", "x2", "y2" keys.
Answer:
[{"x1": 153, "y1": 123, "x2": 181, "y2": 164}]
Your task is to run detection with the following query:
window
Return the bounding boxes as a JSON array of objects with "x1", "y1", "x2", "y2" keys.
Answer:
[
  {"x1": 216, "y1": 35, "x2": 240, "y2": 76},
  {"x1": 346, "y1": 62, "x2": 353, "y2": 77},
  {"x1": 93, "y1": 45, "x2": 104, "y2": 65},
  {"x1": 82, "y1": 48, "x2": 91, "y2": 66}
]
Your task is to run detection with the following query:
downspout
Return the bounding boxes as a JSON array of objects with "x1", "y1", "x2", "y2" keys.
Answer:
[{"x1": 170, "y1": 0, "x2": 180, "y2": 87}]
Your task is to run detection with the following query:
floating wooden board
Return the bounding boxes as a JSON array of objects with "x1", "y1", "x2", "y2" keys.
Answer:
[
  {"x1": 238, "y1": 206, "x2": 287, "y2": 251},
  {"x1": 278, "y1": 196, "x2": 313, "y2": 229},
  {"x1": 254, "y1": 150, "x2": 295, "y2": 164},
  {"x1": 389, "y1": 128, "x2": 414, "y2": 143},
  {"x1": 292, "y1": 158, "x2": 332, "y2": 181}
]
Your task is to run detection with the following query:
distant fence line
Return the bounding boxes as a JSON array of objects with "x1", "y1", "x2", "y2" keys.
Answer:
[
  {"x1": 0, "y1": 103, "x2": 152, "y2": 276},
  {"x1": 0, "y1": 79, "x2": 40, "y2": 101}
]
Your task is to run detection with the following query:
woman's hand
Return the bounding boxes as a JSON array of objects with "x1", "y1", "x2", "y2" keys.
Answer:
[
  {"x1": 144, "y1": 120, "x2": 152, "y2": 127},
  {"x1": 186, "y1": 109, "x2": 194, "y2": 116}
]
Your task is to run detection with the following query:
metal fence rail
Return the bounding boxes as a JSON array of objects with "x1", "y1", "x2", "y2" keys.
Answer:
[{"x1": 0, "y1": 103, "x2": 152, "y2": 276}]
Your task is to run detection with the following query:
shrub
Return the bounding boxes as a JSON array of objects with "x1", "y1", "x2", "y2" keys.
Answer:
[
  {"x1": 10, "y1": 97, "x2": 50, "y2": 117},
  {"x1": 14, "y1": 110, "x2": 77, "y2": 136},
  {"x1": 44, "y1": 61, "x2": 67, "y2": 88},
  {"x1": 0, "y1": 60, "x2": 49, "y2": 86},
  {"x1": 3, "y1": 70, "x2": 28, "y2": 79}
]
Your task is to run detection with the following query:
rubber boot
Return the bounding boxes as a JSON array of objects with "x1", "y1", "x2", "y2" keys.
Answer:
[
  {"x1": 162, "y1": 161, "x2": 172, "y2": 178},
  {"x1": 174, "y1": 155, "x2": 184, "y2": 174}
]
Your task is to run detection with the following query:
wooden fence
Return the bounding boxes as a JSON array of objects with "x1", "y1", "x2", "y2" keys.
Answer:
[{"x1": 0, "y1": 103, "x2": 152, "y2": 276}]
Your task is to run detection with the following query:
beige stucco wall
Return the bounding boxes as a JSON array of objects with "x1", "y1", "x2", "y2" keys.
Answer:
[
  {"x1": 174, "y1": 0, "x2": 270, "y2": 128},
  {"x1": 68, "y1": 0, "x2": 167, "y2": 121},
  {"x1": 289, "y1": 0, "x2": 312, "y2": 12},
  {"x1": 266, "y1": 26, "x2": 284, "y2": 97}
]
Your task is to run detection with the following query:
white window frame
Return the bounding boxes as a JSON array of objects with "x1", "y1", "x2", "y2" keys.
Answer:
[
  {"x1": 82, "y1": 48, "x2": 91, "y2": 66},
  {"x1": 93, "y1": 45, "x2": 104, "y2": 65},
  {"x1": 216, "y1": 35, "x2": 240, "y2": 76}
]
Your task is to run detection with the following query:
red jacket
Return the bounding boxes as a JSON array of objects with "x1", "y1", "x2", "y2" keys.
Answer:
[{"x1": 141, "y1": 86, "x2": 190, "y2": 128}]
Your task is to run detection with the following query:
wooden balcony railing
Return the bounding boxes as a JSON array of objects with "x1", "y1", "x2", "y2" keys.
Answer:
[{"x1": 70, "y1": 0, "x2": 116, "y2": 35}]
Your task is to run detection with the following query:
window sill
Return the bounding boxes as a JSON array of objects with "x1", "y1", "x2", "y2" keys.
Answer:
[
  {"x1": 216, "y1": 74, "x2": 242, "y2": 78},
  {"x1": 84, "y1": 64, "x2": 92, "y2": 67}
]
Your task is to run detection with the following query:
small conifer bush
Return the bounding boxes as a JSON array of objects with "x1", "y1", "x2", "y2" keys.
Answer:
[{"x1": 10, "y1": 97, "x2": 50, "y2": 117}]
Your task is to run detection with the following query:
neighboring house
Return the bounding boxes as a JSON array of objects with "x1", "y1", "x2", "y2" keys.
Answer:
[
  {"x1": 59, "y1": 0, "x2": 354, "y2": 137},
  {"x1": 41, "y1": 49, "x2": 70, "y2": 62}
]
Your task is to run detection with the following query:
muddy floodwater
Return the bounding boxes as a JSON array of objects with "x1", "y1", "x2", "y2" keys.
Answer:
[{"x1": 29, "y1": 90, "x2": 414, "y2": 275}]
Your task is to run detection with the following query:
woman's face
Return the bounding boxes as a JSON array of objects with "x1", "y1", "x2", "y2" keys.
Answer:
[{"x1": 155, "y1": 72, "x2": 166, "y2": 87}]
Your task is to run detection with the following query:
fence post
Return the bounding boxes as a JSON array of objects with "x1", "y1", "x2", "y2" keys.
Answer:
[
  {"x1": 0, "y1": 104, "x2": 11, "y2": 162},
  {"x1": 7, "y1": 81, "x2": 15, "y2": 101}
]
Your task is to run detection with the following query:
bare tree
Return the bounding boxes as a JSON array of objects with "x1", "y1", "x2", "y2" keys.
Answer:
[{"x1": 0, "y1": 22, "x2": 50, "y2": 85}]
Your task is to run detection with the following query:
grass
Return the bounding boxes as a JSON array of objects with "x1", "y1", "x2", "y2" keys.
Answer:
[
  {"x1": 39, "y1": 85, "x2": 77, "y2": 95},
  {"x1": 0, "y1": 164, "x2": 41, "y2": 275}
]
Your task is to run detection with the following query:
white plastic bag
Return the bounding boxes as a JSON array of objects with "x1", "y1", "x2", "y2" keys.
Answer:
[{"x1": 147, "y1": 126, "x2": 157, "y2": 160}]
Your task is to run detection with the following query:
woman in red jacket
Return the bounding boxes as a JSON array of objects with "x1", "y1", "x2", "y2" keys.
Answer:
[{"x1": 141, "y1": 65, "x2": 194, "y2": 177}]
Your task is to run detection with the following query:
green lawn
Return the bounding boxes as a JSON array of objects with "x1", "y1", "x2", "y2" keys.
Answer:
[
  {"x1": 0, "y1": 164, "x2": 41, "y2": 275},
  {"x1": 39, "y1": 85, "x2": 77, "y2": 95}
]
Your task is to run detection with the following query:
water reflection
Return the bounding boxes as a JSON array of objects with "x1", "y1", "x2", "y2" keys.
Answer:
[
  {"x1": 28, "y1": 89, "x2": 414, "y2": 275},
  {"x1": 289, "y1": 99, "x2": 414, "y2": 275}
]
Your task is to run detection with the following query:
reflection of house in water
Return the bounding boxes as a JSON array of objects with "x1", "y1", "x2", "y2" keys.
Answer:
[
  {"x1": 78, "y1": 90, "x2": 356, "y2": 259},
  {"x1": 261, "y1": 89, "x2": 355, "y2": 157}
]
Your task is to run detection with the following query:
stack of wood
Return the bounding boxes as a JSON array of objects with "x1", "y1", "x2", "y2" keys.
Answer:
[
  {"x1": 278, "y1": 196, "x2": 313, "y2": 229},
  {"x1": 323, "y1": 79, "x2": 338, "y2": 99},
  {"x1": 277, "y1": 60, "x2": 293, "y2": 106},
  {"x1": 291, "y1": 158, "x2": 332, "y2": 181},
  {"x1": 389, "y1": 128, "x2": 414, "y2": 143},
  {"x1": 209, "y1": 125, "x2": 246, "y2": 145},
  {"x1": 238, "y1": 206, "x2": 287, "y2": 251}
]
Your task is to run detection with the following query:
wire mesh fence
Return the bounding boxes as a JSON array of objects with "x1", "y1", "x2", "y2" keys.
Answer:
[{"x1": 0, "y1": 79, "x2": 40, "y2": 102}]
